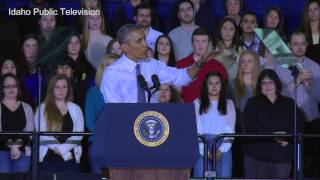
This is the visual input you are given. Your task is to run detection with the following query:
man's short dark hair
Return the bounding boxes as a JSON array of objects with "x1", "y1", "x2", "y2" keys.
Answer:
[
  {"x1": 176, "y1": 0, "x2": 194, "y2": 14},
  {"x1": 117, "y1": 24, "x2": 141, "y2": 45},
  {"x1": 240, "y1": 11, "x2": 258, "y2": 23},
  {"x1": 191, "y1": 27, "x2": 211, "y2": 42},
  {"x1": 134, "y1": 3, "x2": 152, "y2": 16}
]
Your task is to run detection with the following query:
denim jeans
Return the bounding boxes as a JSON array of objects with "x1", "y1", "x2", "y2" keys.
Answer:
[
  {"x1": 0, "y1": 150, "x2": 30, "y2": 173},
  {"x1": 193, "y1": 134, "x2": 232, "y2": 178}
]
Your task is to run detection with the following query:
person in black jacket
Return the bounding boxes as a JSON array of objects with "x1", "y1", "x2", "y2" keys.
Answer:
[{"x1": 242, "y1": 69, "x2": 304, "y2": 179}]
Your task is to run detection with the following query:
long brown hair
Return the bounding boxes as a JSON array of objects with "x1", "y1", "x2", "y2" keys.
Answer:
[
  {"x1": 44, "y1": 75, "x2": 73, "y2": 131},
  {"x1": 300, "y1": 0, "x2": 320, "y2": 43},
  {"x1": 234, "y1": 50, "x2": 260, "y2": 100}
]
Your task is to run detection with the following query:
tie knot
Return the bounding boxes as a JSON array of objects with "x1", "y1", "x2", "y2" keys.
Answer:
[{"x1": 135, "y1": 64, "x2": 141, "y2": 75}]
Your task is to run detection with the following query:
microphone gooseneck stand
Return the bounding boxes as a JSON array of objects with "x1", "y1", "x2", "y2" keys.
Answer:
[{"x1": 288, "y1": 65, "x2": 303, "y2": 180}]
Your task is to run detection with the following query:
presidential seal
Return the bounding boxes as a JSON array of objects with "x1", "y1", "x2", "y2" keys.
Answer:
[{"x1": 134, "y1": 111, "x2": 169, "y2": 147}]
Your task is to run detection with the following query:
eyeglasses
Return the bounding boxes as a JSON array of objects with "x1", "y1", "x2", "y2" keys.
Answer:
[
  {"x1": 4, "y1": 85, "x2": 18, "y2": 89},
  {"x1": 261, "y1": 80, "x2": 274, "y2": 86}
]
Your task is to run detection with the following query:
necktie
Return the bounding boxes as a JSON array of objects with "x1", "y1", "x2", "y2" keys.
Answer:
[{"x1": 136, "y1": 64, "x2": 146, "y2": 103}]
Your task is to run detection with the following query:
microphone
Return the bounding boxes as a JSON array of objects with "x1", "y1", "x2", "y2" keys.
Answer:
[
  {"x1": 150, "y1": 74, "x2": 161, "y2": 90},
  {"x1": 137, "y1": 74, "x2": 148, "y2": 91}
]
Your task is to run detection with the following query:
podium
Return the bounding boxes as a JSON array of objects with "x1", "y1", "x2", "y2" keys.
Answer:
[{"x1": 91, "y1": 103, "x2": 199, "y2": 180}]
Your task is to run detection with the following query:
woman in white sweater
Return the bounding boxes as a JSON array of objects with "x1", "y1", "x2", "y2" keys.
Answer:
[
  {"x1": 193, "y1": 71, "x2": 236, "y2": 178},
  {"x1": 34, "y1": 75, "x2": 84, "y2": 172}
]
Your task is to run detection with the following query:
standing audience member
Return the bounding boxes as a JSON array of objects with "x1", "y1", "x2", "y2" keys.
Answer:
[
  {"x1": 240, "y1": 12, "x2": 261, "y2": 54},
  {"x1": 242, "y1": 69, "x2": 303, "y2": 179},
  {"x1": 19, "y1": 34, "x2": 43, "y2": 106},
  {"x1": 193, "y1": 71, "x2": 235, "y2": 178},
  {"x1": 35, "y1": 75, "x2": 84, "y2": 172},
  {"x1": 82, "y1": 11, "x2": 112, "y2": 69},
  {"x1": 158, "y1": 84, "x2": 182, "y2": 103},
  {"x1": 213, "y1": 17, "x2": 242, "y2": 79},
  {"x1": 0, "y1": 74, "x2": 34, "y2": 173},
  {"x1": 169, "y1": 0, "x2": 199, "y2": 60},
  {"x1": 134, "y1": 3, "x2": 163, "y2": 51},
  {"x1": 168, "y1": 0, "x2": 217, "y2": 37},
  {"x1": 66, "y1": 34, "x2": 95, "y2": 89},
  {"x1": 224, "y1": 0, "x2": 243, "y2": 25},
  {"x1": 153, "y1": 35, "x2": 176, "y2": 67},
  {"x1": 301, "y1": 0, "x2": 320, "y2": 64},
  {"x1": 263, "y1": 7, "x2": 286, "y2": 40},
  {"x1": 230, "y1": 50, "x2": 260, "y2": 112},
  {"x1": 85, "y1": 53, "x2": 118, "y2": 173},
  {"x1": 176, "y1": 27, "x2": 228, "y2": 103}
]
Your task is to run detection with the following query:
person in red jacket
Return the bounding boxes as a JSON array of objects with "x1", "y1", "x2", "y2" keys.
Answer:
[{"x1": 176, "y1": 27, "x2": 228, "y2": 102}]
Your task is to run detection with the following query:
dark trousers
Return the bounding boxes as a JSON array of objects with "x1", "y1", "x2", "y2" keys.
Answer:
[{"x1": 244, "y1": 155, "x2": 291, "y2": 179}]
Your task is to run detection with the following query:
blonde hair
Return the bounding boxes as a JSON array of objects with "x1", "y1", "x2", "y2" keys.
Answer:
[
  {"x1": 44, "y1": 75, "x2": 73, "y2": 131},
  {"x1": 82, "y1": 9, "x2": 106, "y2": 49},
  {"x1": 234, "y1": 50, "x2": 260, "y2": 100},
  {"x1": 95, "y1": 53, "x2": 119, "y2": 87}
]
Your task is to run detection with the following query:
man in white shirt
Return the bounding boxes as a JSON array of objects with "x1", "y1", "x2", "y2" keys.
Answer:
[
  {"x1": 169, "y1": 0, "x2": 199, "y2": 60},
  {"x1": 100, "y1": 24, "x2": 206, "y2": 103},
  {"x1": 134, "y1": 3, "x2": 163, "y2": 51}
]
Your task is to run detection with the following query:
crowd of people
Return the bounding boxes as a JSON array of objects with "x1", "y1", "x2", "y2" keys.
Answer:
[{"x1": 0, "y1": 0, "x2": 320, "y2": 178}]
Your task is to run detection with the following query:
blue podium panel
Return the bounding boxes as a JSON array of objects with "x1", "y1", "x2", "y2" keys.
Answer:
[{"x1": 92, "y1": 103, "x2": 199, "y2": 168}]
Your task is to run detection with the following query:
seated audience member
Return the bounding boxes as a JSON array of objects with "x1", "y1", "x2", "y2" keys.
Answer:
[
  {"x1": 0, "y1": 74, "x2": 34, "y2": 173},
  {"x1": 158, "y1": 84, "x2": 182, "y2": 103},
  {"x1": 85, "y1": 53, "x2": 118, "y2": 173},
  {"x1": 240, "y1": 12, "x2": 261, "y2": 54},
  {"x1": 106, "y1": 39, "x2": 123, "y2": 56},
  {"x1": 134, "y1": 3, "x2": 163, "y2": 51},
  {"x1": 263, "y1": 7, "x2": 287, "y2": 40},
  {"x1": 230, "y1": 50, "x2": 260, "y2": 113},
  {"x1": 154, "y1": 35, "x2": 176, "y2": 67},
  {"x1": 213, "y1": 17, "x2": 242, "y2": 79},
  {"x1": 82, "y1": 11, "x2": 113, "y2": 69},
  {"x1": 301, "y1": 0, "x2": 320, "y2": 64},
  {"x1": 176, "y1": 27, "x2": 228, "y2": 103},
  {"x1": 193, "y1": 71, "x2": 235, "y2": 178},
  {"x1": 0, "y1": 58, "x2": 34, "y2": 108},
  {"x1": 242, "y1": 69, "x2": 303, "y2": 179},
  {"x1": 35, "y1": 75, "x2": 84, "y2": 172},
  {"x1": 224, "y1": 0, "x2": 243, "y2": 25},
  {"x1": 169, "y1": 0, "x2": 199, "y2": 60}
]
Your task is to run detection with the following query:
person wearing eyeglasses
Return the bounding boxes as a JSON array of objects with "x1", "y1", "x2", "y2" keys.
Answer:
[{"x1": 0, "y1": 74, "x2": 34, "y2": 173}]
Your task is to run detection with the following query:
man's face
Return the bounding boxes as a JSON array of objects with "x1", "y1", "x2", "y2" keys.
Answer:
[
  {"x1": 240, "y1": 14, "x2": 257, "y2": 33},
  {"x1": 177, "y1": 2, "x2": 194, "y2": 24},
  {"x1": 135, "y1": 9, "x2": 151, "y2": 28},
  {"x1": 39, "y1": 15, "x2": 56, "y2": 33},
  {"x1": 122, "y1": 30, "x2": 148, "y2": 61},
  {"x1": 289, "y1": 34, "x2": 307, "y2": 58},
  {"x1": 192, "y1": 35, "x2": 209, "y2": 56}
]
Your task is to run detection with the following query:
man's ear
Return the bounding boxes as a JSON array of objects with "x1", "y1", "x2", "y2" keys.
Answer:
[
  {"x1": 133, "y1": 16, "x2": 137, "y2": 23},
  {"x1": 121, "y1": 43, "x2": 128, "y2": 53}
]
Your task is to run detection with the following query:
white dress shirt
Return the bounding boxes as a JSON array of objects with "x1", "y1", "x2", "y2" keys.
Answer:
[
  {"x1": 146, "y1": 27, "x2": 163, "y2": 51},
  {"x1": 101, "y1": 54, "x2": 192, "y2": 103}
]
